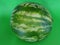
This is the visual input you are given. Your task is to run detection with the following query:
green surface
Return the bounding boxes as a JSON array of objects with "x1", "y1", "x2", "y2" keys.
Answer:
[{"x1": 0, "y1": 0, "x2": 60, "y2": 45}]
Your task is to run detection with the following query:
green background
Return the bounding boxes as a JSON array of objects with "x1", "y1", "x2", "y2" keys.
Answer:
[{"x1": 0, "y1": 0, "x2": 60, "y2": 45}]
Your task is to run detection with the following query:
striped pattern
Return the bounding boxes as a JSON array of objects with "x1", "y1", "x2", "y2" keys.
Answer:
[{"x1": 11, "y1": 2, "x2": 53, "y2": 42}]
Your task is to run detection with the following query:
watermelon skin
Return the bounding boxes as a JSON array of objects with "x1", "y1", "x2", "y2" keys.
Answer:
[{"x1": 11, "y1": 2, "x2": 53, "y2": 42}]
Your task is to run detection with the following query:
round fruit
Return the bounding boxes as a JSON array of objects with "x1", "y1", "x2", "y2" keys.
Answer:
[{"x1": 11, "y1": 2, "x2": 53, "y2": 42}]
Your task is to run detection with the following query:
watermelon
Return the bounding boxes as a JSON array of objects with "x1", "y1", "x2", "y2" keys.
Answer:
[{"x1": 11, "y1": 2, "x2": 53, "y2": 42}]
